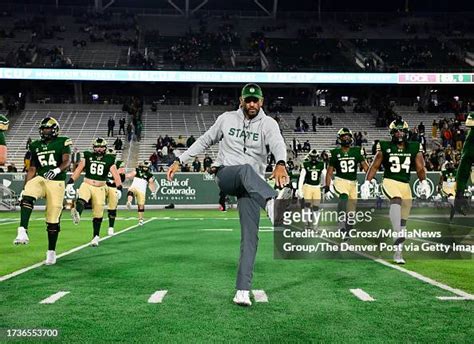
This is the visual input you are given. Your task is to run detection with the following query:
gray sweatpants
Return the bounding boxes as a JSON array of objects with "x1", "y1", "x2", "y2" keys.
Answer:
[{"x1": 216, "y1": 164, "x2": 277, "y2": 290}]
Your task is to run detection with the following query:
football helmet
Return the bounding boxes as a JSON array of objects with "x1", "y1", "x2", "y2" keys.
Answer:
[
  {"x1": 39, "y1": 117, "x2": 60, "y2": 140},
  {"x1": 0, "y1": 114, "x2": 9, "y2": 131},
  {"x1": 140, "y1": 160, "x2": 151, "y2": 172},
  {"x1": 107, "y1": 148, "x2": 116, "y2": 156},
  {"x1": 307, "y1": 149, "x2": 320, "y2": 163},
  {"x1": 93, "y1": 137, "x2": 107, "y2": 155},
  {"x1": 389, "y1": 120, "x2": 409, "y2": 144},
  {"x1": 337, "y1": 127, "x2": 353, "y2": 146}
]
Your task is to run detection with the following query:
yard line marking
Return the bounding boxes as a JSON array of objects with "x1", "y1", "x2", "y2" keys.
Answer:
[
  {"x1": 437, "y1": 296, "x2": 474, "y2": 301},
  {"x1": 0, "y1": 218, "x2": 157, "y2": 283},
  {"x1": 350, "y1": 288, "x2": 376, "y2": 301},
  {"x1": 39, "y1": 291, "x2": 70, "y2": 304},
  {"x1": 252, "y1": 290, "x2": 268, "y2": 303},
  {"x1": 201, "y1": 228, "x2": 233, "y2": 232},
  {"x1": 318, "y1": 235, "x2": 474, "y2": 300},
  {"x1": 148, "y1": 290, "x2": 168, "y2": 303}
]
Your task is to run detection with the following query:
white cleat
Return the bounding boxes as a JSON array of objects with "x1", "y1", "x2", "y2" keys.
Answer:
[
  {"x1": 138, "y1": 219, "x2": 144, "y2": 226},
  {"x1": 233, "y1": 290, "x2": 252, "y2": 307},
  {"x1": 394, "y1": 250, "x2": 406, "y2": 264},
  {"x1": 265, "y1": 186, "x2": 293, "y2": 225},
  {"x1": 45, "y1": 250, "x2": 56, "y2": 265},
  {"x1": 71, "y1": 208, "x2": 81, "y2": 225},
  {"x1": 107, "y1": 227, "x2": 115, "y2": 236},
  {"x1": 126, "y1": 201, "x2": 132, "y2": 210},
  {"x1": 13, "y1": 226, "x2": 29, "y2": 245},
  {"x1": 90, "y1": 235, "x2": 100, "y2": 247}
]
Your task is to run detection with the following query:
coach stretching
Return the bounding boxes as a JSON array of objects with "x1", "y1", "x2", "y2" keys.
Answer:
[{"x1": 167, "y1": 83, "x2": 290, "y2": 306}]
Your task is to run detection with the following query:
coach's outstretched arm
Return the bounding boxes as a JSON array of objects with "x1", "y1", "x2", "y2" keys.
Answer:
[{"x1": 167, "y1": 117, "x2": 224, "y2": 181}]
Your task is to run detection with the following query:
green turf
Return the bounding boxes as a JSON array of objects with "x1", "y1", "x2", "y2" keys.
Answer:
[{"x1": 0, "y1": 209, "x2": 473, "y2": 342}]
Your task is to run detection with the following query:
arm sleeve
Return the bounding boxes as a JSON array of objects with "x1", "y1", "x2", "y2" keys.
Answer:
[
  {"x1": 264, "y1": 117, "x2": 287, "y2": 162},
  {"x1": 328, "y1": 151, "x2": 337, "y2": 167},
  {"x1": 179, "y1": 115, "x2": 224, "y2": 164},
  {"x1": 0, "y1": 132, "x2": 5, "y2": 146},
  {"x1": 63, "y1": 138, "x2": 73, "y2": 154},
  {"x1": 298, "y1": 167, "x2": 306, "y2": 195}
]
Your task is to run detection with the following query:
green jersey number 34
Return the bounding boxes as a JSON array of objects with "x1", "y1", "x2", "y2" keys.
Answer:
[{"x1": 389, "y1": 156, "x2": 410, "y2": 173}]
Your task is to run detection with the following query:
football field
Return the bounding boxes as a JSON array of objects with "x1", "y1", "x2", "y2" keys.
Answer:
[{"x1": 0, "y1": 208, "x2": 473, "y2": 342}]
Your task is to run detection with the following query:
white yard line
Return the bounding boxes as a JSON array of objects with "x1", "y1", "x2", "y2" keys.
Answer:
[
  {"x1": 350, "y1": 288, "x2": 376, "y2": 301},
  {"x1": 39, "y1": 291, "x2": 70, "y2": 304},
  {"x1": 200, "y1": 228, "x2": 233, "y2": 232},
  {"x1": 148, "y1": 290, "x2": 168, "y2": 303},
  {"x1": 0, "y1": 218, "x2": 157, "y2": 283},
  {"x1": 252, "y1": 290, "x2": 269, "y2": 303}
]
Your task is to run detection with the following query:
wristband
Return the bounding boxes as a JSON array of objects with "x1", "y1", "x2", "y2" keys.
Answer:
[
  {"x1": 116, "y1": 185, "x2": 123, "y2": 191},
  {"x1": 67, "y1": 178, "x2": 75, "y2": 184}
]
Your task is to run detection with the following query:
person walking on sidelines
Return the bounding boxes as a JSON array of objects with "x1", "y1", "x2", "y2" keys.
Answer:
[{"x1": 167, "y1": 83, "x2": 291, "y2": 307}]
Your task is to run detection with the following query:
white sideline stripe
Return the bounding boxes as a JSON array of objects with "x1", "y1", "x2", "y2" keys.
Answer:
[
  {"x1": 201, "y1": 228, "x2": 233, "y2": 231},
  {"x1": 0, "y1": 218, "x2": 157, "y2": 283},
  {"x1": 39, "y1": 291, "x2": 70, "y2": 304},
  {"x1": 252, "y1": 290, "x2": 268, "y2": 303},
  {"x1": 437, "y1": 296, "x2": 474, "y2": 301},
  {"x1": 319, "y1": 236, "x2": 474, "y2": 300},
  {"x1": 260, "y1": 226, "x2": 273, "y2": 229},
  {"x1": 350, "y1": 288, "x2": 375, "y2": 301},
  {"x1": 148, "y1": 290, "x2": 168, "y2": 303}
]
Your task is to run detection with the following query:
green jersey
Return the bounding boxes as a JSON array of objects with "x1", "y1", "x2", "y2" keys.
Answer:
[
  {"x1": 135, "y1": 167, "x2": 153, "y2": 181},
  {"x1": 377, "y1": 141, "x2": 422, "y2": 183},
  {"x1": 456, "y1": 125, "x2": 474, "y2": 192},
  {"x1": 83, "y1": 151, "x2": 116, "y2": 181},
  {"x1": 30, "y1": 136, "x2": 72, "y2": 181},
  {"x1": 0, "y1": 114, "x2": 9, "y2": 146},
  {"x1": 329, "y1": 146, "x2": 365, "y2": 181},
  {"x1": 107, "y1": 160, "x2": 126, "y2": 187},
  {"x1": 301, "y1": 160, "x2": 325, "y2": 186}
]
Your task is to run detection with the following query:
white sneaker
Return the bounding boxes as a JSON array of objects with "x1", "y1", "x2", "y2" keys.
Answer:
[
  {"x1": 126, "y1": 201, "x2": 132, "y2": 210},
  {"x1": 45, "y1": 250, "x2": 56, "y2": 265},
  {"x1": 90, "y1": 235, "x2": 100, "y2": 247},
  {"x1": 107, "y1": 227, "x2": 114, "y2": 236},
  {"x1": 394, "y1": 250, "x2": 406, "y2": 264},
  {"x1": 13, "y1": 226, "x2": 29, "y2": 245},
  {"x1": 233, "y1": 290, "x2": 252, "y2": 306},
  {"x1": 71, "y1": 208, "x2": 80, "y2": 225},
  {"x1": 138, "y1": 219, "x2": 144, "y2": 226}
]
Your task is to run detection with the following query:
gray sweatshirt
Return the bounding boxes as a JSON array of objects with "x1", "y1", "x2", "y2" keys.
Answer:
[{"x1": 179, "y1": 107, "x2": 287, "y2": 177}]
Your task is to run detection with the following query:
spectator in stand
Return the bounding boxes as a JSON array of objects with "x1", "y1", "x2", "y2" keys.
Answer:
[
  {"x1": 296, "y1": 139, "x2": 302, "y2": 152},
  {"x1": 301, "y1": 119, "x2": 309, "y2": 132},
  {"x1": 156, "y1": 135, "x2": 164, "y2": 150},
  {"x1": 25, "y1": 137, "x2": 32, "y2": 150},
  {"x1": 303, "y1": 140, "x2": 311, "y2": 152},
  {"x1": 287, "y1": 157, "x2": 295, "y2": 172},
  {"x1": 311, "y1": 113, "x2": 316, "y2": 132},
  {"x1": 418, "y1": 122, "x2": 425, "y2": 135},
  {"x1": 150, "y1": 151, "x2": 159, "y2": 171},
  {"x1": 136, "y1": 120, "x2": 143, "y2": 142},
  {"x1": 7, "y1": 163, "x2": 17, "y2": 172},
  {"x1": 295, "y1": 116, "x2": 301, "y2": 132},
  {"x1": 203, "y1": 154, "x2": 213, "y2": 172},
  {"x1": 192, "y1": 157, "x2": 201, "y2": 172},
  {"x1": 167, "y1": 148, "x2": 176, "y2": 165},
  {"x1": 181, "y1": 163, "x2": 190, "y2": 172},
  {"x1": 453, "y1": 128, "x2": 464, "y2": 151},
  {"x1": 107, "y1": 116, "x2": 115, "y2": 137},
  {"x1": 186, "y1": 135, "x2": 196, "y2": 147},
  {"x1": 176, "y1": 135, "x2": 186, "y2": 148},
  {"x1": 119, "y1": 117, "x2": 126, "y2": 135},
  {"x1": 113, "y1": 137, "x2": 123, "y2": 151},
  {"x1": 162, "y1": 143, "x2": 169, "y2": 158},
  {"x1": 127, "y1": 122, "x2": 133, "y2": 142},
  {"x1": 163, "y1": 135, "x2": 171, "y2": 147}
]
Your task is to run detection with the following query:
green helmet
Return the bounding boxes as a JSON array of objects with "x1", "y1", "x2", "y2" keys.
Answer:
[
  {"x1": 39, "y1": 117, "x2": 60, "y2": 140},
  {"x1": 140, "y1": 160, "x2": 151, "y2": 171},
  {"x1": 93, "y1": 137, "x2": 107, "y2": 155},
  {"x1": 466, "y1": 112, "x2": 474, "y2": 127},
  {"x1": 389, "y1": 119, "x2": 409, "y2": 143},
  {"x1": 107, "y1": 148, "x2": 116, "y2": 156},
  {"x1": 0, "y1": 114, "x2": 9, "y2": 131},
  {"x1": 307, "y1": 149, "x2": 320, "y2": 163},
  {"x1": 337, "y1": 127, "x2": 353, "y2": 146}
]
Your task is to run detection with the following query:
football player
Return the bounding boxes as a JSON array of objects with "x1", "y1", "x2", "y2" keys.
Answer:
[
  {"x1": 454, "y1": 112, "x2": 474, "y2": 214},
  {"x1": 67, "y1": 138, "x2": 123, "y2": 247},
  {"x1": 125, "y1": 160, "x2": 158, "y2": 226},
  {"x1": 105, "y1": 148, "x2": 126, "y2": 235},
  {"x1": 362, "y1": 120, "x2": 429, "y2": 264},
  {"x1": 438, "y1": 161, "x2": 457, "y2": 221},
  {"x1": 14, "y1": 117, "x2": 72, "y2": 265},
  {"x1": 298, "y1": 150, "x2": 325, "y2": 230},
  {"x1": 0, "y1": 114, "x2": 9, "y2": 165},
  {"x1": 325, "y1": 128, "x2": 370, "y2": 235}
]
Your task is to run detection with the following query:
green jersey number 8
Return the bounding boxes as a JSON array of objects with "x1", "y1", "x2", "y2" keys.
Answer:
[
  {"x1": 389, "y1": 156, "x2": 411, "y2": 173},
  {"x1": 90, "y1": 163, "x2": 104, "y2": 175}
]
